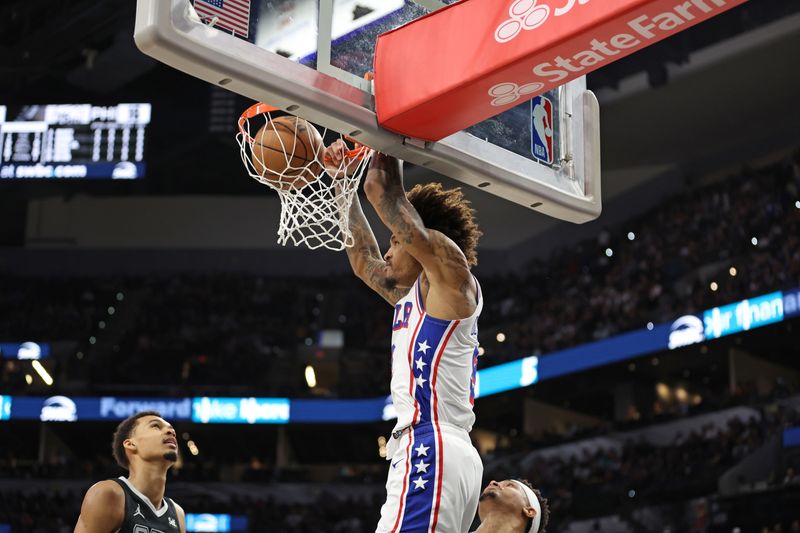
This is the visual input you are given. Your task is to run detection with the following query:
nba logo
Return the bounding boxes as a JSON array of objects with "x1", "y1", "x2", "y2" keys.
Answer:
[{"x1": 530, "y1": 95, "x2": 554, "y2": 165}]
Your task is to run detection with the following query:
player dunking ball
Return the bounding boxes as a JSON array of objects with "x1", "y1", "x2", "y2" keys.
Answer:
[
  {"x1": 74, "y1": 411, "x2": 186, "y2": 533},
  {"x1": 325, "y1": 140, "x2": 484, "y2": 532},
  {"x1": 474, "y1": 479, "x2": 550, "y2": 533}
]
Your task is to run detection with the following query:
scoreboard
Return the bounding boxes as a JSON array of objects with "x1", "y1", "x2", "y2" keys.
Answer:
[{"x1": 0, "y1": 103, "x2": 151, "y2": 180}]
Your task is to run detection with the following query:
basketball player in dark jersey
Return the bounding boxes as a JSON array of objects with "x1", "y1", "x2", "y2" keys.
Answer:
[{"x1": 74, "y1": 411, "x2": 186, "y2": 533}]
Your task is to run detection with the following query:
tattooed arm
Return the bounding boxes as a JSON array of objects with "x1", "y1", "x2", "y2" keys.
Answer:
[
  {"x1": 363, "y1": 153, "x2": 475, "y2": 319},
  {"x1": 345, "y1": 193, "x2": 411, "y2": 305},
  {"x1": 325, "y1": 140, "x2": 407, "y2": 305}
]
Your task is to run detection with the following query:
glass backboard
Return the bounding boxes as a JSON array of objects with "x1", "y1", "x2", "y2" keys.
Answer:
[{"x1": 134, "y1": 0, "x2": 601, "y2": 222}]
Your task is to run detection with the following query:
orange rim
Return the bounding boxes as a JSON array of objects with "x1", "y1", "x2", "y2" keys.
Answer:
[
  {"x1": 238, "y1": 103, "x2": 372, "y2": 161},
  {"x1": 237, "y1": 102, "x2": 279, "y2": 143}
]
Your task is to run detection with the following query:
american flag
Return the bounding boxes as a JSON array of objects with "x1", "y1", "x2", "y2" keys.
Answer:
[{"x1": 194, "y1": 0, "x2": 251, "y2": 39}]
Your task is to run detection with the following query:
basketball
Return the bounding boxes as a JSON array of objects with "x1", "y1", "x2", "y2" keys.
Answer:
[{"x1": 250, "y1": 115, "x2": 323, "y2": 190}]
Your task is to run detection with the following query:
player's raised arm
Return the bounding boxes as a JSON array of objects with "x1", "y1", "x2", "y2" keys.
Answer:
[
  {"x1": 346, "y1": 193, "x2": 412, "y2": 306},
  {"x1": 74, "y1": 480, "x2": 124, "y2": 533},
  {"x1": 324, "y1": 140, "x2": 408, "y2": 306},
  {"x1": 363, "y1": 153, "x2": 475, "y2": 315}
]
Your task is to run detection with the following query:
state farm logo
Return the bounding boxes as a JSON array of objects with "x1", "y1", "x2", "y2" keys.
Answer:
[
  {"x1": 495, "y1": 0, "x2": 550, "y2": 43},
  {"x1": 488, "y1": 81, "x2": 544, "y2": 106},
  {"x1": 495, "y1": 0, "x2": 590, "y2": 44}
]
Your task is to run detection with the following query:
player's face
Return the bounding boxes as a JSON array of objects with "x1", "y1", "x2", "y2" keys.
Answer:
[
  {"x1": 128, "y1": 416, "x2": 179, "y2": 465},
  {"x1": 478, "y1": 480, "x2": 531, "y2": 520},
  {"x1": 384, "y1": 234, "x2": 421, "y2": 286}
]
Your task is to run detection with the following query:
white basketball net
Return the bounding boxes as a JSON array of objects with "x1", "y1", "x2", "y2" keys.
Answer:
[{"x1": 237, "y1": 103, "x2": 373, "y2": 251}]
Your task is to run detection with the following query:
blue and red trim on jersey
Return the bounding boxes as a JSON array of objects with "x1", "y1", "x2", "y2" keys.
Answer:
[
  {"x1": 394, "y1": 423, "x2": 441, "y2": 532},
  {"x1": 412, "y1": 315, "x2": 454, "y2": 425},
  {"x1": 406, "y1": 316, "x2": 425, "y2": 427},
  {"x1": 390, "y1": 427, "x2": 416, "y2": 532},
  {"x1": 428, "y1": 320, "x2": 458, "y2": 531}
]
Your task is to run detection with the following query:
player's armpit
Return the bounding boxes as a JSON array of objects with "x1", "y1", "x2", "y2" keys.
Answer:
[{"x1": 73, "y1": 480, "x2": 124, "y2": 533}]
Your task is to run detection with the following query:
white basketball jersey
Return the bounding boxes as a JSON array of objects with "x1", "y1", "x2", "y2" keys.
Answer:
[{"x1": 390, "y1": 275, "x2": 482, "y2": 434}]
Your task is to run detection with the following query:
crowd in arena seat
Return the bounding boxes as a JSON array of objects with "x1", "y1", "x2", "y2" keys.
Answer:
[
  {"x1": 1, "y1": 394, "x2": 798, "y2": 532},
  {"x1": 483, "y1": 398, "x2": 800, "y2": 531},
  {"x1": 1, "y1": 461, "x2": 799, "y2": 533},
  {"x1": 478, "y1": 377, "x2": 800, "y2": 464},
  {"x1": 756, "y1": 521, "x2": 800, "y2": 533},
  {"x1": 0, "y1": 278, "x2": 116, "y2": 342},
  {"x1": 478, "y1": 154, "x2": 800, "y2": 361},
  {"x1": 0, "y1": 488, "x2": 81, "y2": 533},
  {"x1": 0, "y1": 452, "x2": 388, "y2": 486},
  {"x1": 2, "y1": 153, "x2": 799, "y2": 398}
]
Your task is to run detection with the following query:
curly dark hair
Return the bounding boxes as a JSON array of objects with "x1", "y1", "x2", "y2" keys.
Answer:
[
  {"x1": 517, "y1": 479, "x2": 550, "y2": 533},
  {"x1": 406, "y1": 183, "x2": 482, "y2": 267},
  {"x1": 111, "y1": 410, "x2": 162, "y2": 469}
]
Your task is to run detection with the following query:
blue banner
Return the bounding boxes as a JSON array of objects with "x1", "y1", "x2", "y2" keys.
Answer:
[
  {"x1": 0, "y1": 342, "x2": 50, "y2": 359},
  {"x1": 784, "y1": 289, "x2": 800, "y2": 319},
  {"x1": 783, "y1": 427, "x2": 800, "y2": 448},
  {"x1": 704, "y1": 292, "x2": 784, "y2": 340},
  {"x1": 192, "y1": 397, "x2": 290, "y2": 424},
  {"x1": 538, "y1": 323, "x2": 672, "y2": 381},
  {"x1": 0, "y1": 396, "x2": 10, "y2": 421},
  {"x1": 185, "y1": 514, "x2": 247, "y2": 532},
  {"x1": 9, "y1": 396, "x2": 192, "y2": 422},
  {"x1": 98, "y1": 397, "x2": 192, "y2": 420},
  {"x1": 475, "y1": 356, "x2": 539, "y2": 398},
  {"x1": 13, "y1": 396, "x2": 85, "y2": 422},
  {"x1": 0, "y1": 162, "x2": 145, "y2": 180},
  {"x1": 291, "y1": 397, "x2": 387, "y2": 423}
]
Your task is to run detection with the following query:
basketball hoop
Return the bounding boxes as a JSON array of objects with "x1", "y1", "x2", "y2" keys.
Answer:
[{"x1": 237, "y1": 103, "x2": 373, "y2": 251}]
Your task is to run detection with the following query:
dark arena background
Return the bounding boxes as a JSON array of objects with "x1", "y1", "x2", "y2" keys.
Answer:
[{"x1": 2, "y1": 1, "x2": 800, "y2": 532}]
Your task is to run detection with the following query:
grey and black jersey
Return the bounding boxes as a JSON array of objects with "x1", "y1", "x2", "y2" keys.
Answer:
[{"x1": 112, "y1": 477, "x2": 180, "y2": 533}]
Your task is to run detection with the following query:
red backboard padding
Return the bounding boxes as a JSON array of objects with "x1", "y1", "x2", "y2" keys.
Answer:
[{"x1": 374, "y1": 0, "x2": 747, "y2": 142}]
